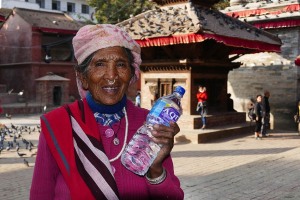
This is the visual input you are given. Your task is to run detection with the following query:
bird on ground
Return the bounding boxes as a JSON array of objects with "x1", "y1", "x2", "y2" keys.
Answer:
[
  {"x1": 31, "y1": 152, "x2": 37, "y2": 157},
  {"x1": 23, "y1": 158, "x2": 29, "y2": 167},
  {"x1": 17, "y1": 152, "x2": 26, "y2": 157},
  {"x1": 29, "y1": 143, "x2": 32, "y2": 152},
  {"x1": 18, "y1": 90, "x2": 24, "y2": 96},
  {"x1": 8, "y1": 89, "x2": 14, "y2": 94},
  {"x1": 5, "y1": 113, "x2": 12, "y2": 119},
  {"x1": 16, "y1": 142, "x2": 20, "y2": 152},
  {"x1": 11, "y1": 123, "x2": 17, "y2": 130}
]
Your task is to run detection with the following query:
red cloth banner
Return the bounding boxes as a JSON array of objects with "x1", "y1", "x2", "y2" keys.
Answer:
[
  {"x1": 136, "y1": 33, "x2": 281, "y2": 53},
  {"x1": 226, "y1": 4, "x2": 300, "y2": 18},
  {"x1": 253, "y1": 19, "x2": 300, "y2": 29}
]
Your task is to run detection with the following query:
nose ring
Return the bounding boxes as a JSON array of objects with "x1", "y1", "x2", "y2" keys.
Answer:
[{"x1": 108, "y1": 79, "x2": 116, "y2": 85}]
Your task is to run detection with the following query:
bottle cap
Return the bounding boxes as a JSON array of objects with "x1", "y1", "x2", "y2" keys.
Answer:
[{"x1": 174, "y1": 86, "x2": 185, "y2": 97}]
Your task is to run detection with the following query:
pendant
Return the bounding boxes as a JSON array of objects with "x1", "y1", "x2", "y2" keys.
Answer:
[
  {"x1": 111, "y1": 165, "x2": 116, "y2": 174},
  {"x1": 113, "y1": 137, "x2": 120, "y2": 145},
  {"x1": 105, "y1": 128, "x2": 114, "y2": 138}
]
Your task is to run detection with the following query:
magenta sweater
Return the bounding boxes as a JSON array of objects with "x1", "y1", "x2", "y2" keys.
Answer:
[{"x1": 30, "y1": 100, "x2": 184, "y2": 200}]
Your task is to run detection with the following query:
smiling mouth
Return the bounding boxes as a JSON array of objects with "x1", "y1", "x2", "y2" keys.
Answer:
[{"x1": 102, "y1": 86, "x2": 119, "y2": 93}]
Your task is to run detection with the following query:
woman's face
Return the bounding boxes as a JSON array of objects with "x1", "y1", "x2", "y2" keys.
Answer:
[
  {"x1": 80, "y1": 46, "x2": 133, "y2": 105},
  {"x1": 257, "y1": 96, "x2": 262, "y2": 102}
]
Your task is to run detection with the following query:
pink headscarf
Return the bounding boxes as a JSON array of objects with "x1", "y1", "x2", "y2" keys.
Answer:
[{"x1": 72, "y1": 24, "x2": 142, "y2": 98}]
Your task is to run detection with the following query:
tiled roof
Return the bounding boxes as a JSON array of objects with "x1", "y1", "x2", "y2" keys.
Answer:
[
  {"x1": 0, "y1": 8, "x2": 12, "y2": 20},
  {"x1": 35, "y1": 72, "x2": 70, "y2": 81},
  {"x1": 14, "y1": 8, "x2": 84, "y2": 31},
  {"x1": 233, "y1": 52, "x2": 291, "y2": 67},
  {"x1": 152, "y1": 0, "x2": 220, "y2": 7},
  {"x1": 118, "y1": 2, "x2": 281, "y2": 47},
  {"x1": 0, "y1": 8, "x2": 12, "y2": 24}
]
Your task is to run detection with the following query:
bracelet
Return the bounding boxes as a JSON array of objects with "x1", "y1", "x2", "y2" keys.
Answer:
[{"x1": 145, "y1": 168, "x2": 167, "y2": 185}]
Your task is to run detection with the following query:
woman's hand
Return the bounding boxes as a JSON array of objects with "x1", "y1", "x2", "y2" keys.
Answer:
[{"x1": 147, "y1": 122, "x2": 180, "y2": 178}]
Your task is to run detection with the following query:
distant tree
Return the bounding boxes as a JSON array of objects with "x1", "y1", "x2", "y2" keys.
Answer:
[
  {"x1": 87, "y1": 0, "x2": 155, "y2": 24},
  {"x1": 213, "y1": 0, "x2": 230, "y2": 10}
]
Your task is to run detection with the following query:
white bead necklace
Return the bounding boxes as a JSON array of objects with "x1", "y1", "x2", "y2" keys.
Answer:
[{"x1": 109, "y1": 107, "x2": 128, "y2": 162}]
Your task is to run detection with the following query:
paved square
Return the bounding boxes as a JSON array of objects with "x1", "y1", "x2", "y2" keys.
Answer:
[{"x1": 1, "y1": 114, "x2": 300, "y2": 199}]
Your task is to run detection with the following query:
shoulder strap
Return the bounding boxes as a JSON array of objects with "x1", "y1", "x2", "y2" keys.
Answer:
[
  {"x1": 63, "y1": 100, "x2": 120, "y2": 200},
  {"x1": 64, "y1": 100, "x2": 85, "y2": 123}
]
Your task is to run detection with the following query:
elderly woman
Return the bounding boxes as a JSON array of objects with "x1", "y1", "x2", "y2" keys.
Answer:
[{"x1": 30, "y1": 24, "x2": 184, "y2": 200}]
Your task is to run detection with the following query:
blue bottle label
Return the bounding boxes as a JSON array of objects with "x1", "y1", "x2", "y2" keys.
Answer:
[
  {"x1": 148, "y1": 100, "x2": 180, "y2": 126},
  {"x1": 149, "y1": 100, "x2": 165, "y2": 117},
  {"x1": 160, "y1": 107, "x2": 180, "y2": 122}
]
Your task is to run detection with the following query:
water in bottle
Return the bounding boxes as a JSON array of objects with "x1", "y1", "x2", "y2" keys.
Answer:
[{"x1": 121, "y1": 86, "x2": 185, "y2": 175}]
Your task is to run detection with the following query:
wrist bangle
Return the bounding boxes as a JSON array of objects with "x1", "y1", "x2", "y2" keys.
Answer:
[{"x1": 145, "y1": 168, "x2": 167, "y2": 185}]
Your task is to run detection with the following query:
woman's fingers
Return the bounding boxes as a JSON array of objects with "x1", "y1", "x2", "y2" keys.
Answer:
[{"x1": 151, "y1": 122, "x2": 180, "y2": 145}]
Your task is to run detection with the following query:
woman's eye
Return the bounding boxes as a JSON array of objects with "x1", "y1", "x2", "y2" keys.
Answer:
[
  {"x1": 95, "y1": 62, "x2": 104, "y2": 67},
  {"x1": 117, "y1": 62, "x2": 127, "y2": 68}
]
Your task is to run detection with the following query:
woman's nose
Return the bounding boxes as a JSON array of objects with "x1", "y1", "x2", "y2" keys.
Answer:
[{"x1": 106, "y1": 64, "x2": 118, "y2": 79}]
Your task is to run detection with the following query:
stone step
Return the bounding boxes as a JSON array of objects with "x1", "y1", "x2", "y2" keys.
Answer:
[
  {"x1": 175, "y1": 122, "x2": 254, "y2": 144},
  {"x1": 178, "y1": 112, "x2": 247, "y2": 130}
]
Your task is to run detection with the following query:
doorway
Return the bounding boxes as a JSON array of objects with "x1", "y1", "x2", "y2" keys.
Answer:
[{"x1": 53, "y1": 86, "x2": 62, "y2": 106}]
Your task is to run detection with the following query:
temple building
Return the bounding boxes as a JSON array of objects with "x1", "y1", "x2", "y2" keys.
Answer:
[
  {"x1": 117, "y1": 0, "x2": 281, "y2": 130},
  {"x1": 0, "y1": 7, "x2": 82, "y2": 107}
]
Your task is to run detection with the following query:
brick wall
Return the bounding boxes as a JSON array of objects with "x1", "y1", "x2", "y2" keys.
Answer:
[{"x1": 228, "y1": 28, "x2": 300, "y2": 131}]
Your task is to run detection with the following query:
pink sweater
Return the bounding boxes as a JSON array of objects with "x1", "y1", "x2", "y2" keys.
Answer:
[{"x1": 30, "y1": 100, "x2": 184, "y2": 200}]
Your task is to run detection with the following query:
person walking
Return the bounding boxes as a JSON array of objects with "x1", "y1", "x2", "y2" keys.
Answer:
[
  {"x1": 254, "y1": 94, "x2": 263, "y2": 139},
  {"x1": 30, "y1": 24, "x2": 184, "y2": 200},
  {"x1": 295, "y1": 100, "x2": 300, "y2": 135},
  {"x1": 135, "y1": 91, "x2": 141, "y2": 107},
  {"x1": 196, "y1": 85, "x2": 208, "y2": 130},
  {"x1": 261, "y1": 91, "x2": 270, "y2": 137}
]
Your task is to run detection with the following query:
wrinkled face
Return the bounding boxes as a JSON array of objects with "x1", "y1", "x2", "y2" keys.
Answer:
[{"x1": 79, "y1": 46, "x2": 133, "y2": 105}]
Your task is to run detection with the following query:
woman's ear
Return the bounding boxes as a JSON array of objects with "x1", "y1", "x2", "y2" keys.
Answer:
[{"x1": 77, "y1": 72, "x2": 88, "y2": 90}]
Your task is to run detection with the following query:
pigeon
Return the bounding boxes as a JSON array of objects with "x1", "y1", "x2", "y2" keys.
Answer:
[
  {"x1": 8, "y1": 89, "x2": 14, "y2": 94},
  {"x1": 5, "y1": 113, "x2": 12, "y2": 119},
  {"x1": 17, "y1": 152, "x2": 26, "y2": 157},
  {"x1": 23, "y1": 159, "x2": 29, "y2": 167},
  {"x1": 18, "y1": 90, "x2": 24, "y2": 96}
]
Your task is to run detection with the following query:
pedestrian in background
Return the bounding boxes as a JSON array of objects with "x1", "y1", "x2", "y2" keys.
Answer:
[
  {"x1": 261, "y1": 90, "x2": 270, "y2": 137},
  {"x1": 295, "y1": 100, "x2": 300, "y2": 135},
  {"x1": 254, "y1": 94, "x2": 263, "y2": 139},
  {"x1": 196, "y1": 85, "x2": 208, "y2": 130},
  {"x1": 0, "y1": 100, "x2": 2, "y2": 115},
  {"x1": 135, "y1": 91, "x2": 141, "y2": 107}
]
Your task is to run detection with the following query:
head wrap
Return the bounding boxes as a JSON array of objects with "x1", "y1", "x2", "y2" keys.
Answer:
[{"x1": 72, "y1": 24, "x2": 142, "y2": 98}]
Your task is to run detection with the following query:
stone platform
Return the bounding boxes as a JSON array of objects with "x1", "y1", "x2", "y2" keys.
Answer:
[
  {"x1": 176, "y1": 112, "x2": 253, "y2": 143},
  {"x1": 176, "y1": 122, "x2": 254, "y2": 144}
]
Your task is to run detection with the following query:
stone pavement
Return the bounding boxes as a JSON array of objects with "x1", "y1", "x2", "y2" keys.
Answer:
[{"x1": 1, "y1": 114, "x2": 300, "y2": 200}]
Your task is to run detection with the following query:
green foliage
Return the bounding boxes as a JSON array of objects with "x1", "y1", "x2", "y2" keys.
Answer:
[
  {"x1": 87, "y1": 0, "x2": 155, "y2": 24},
  {"x1": 213, "y1": 0, "x2": 230, "y2": 10}
]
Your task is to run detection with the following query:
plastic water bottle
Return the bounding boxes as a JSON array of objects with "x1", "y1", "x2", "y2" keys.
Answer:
[{"x1": 121, "y1": 86, "x2": 185, "y2": 176}]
